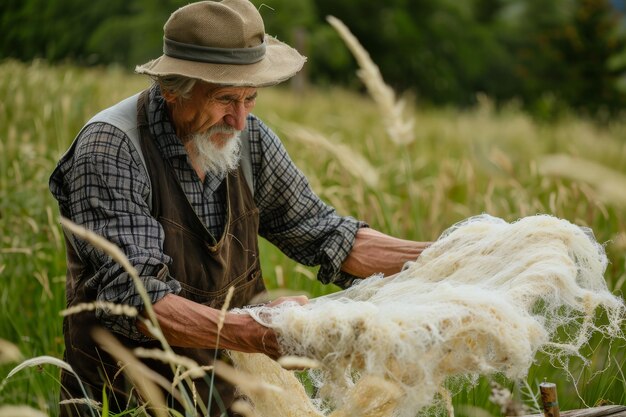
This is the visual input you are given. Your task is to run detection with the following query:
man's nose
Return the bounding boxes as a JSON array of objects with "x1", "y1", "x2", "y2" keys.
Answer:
[{"x1": 224, "y1": 101, "x2": 248, "y2": 131}]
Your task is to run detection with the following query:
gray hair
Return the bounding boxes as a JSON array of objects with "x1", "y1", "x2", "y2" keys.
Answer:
[{"x1": 153, "y1": 75, "x2": 197, "y2": 100}]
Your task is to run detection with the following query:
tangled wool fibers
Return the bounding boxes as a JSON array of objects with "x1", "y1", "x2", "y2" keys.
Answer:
[{"x1": 234, "y1": 215, "x2": 625, "y2": 417}]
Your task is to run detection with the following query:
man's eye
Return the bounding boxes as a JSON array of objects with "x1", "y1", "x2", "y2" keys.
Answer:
[{"x1": 212, "y1": 95, "x2": 256, "y2": 107}]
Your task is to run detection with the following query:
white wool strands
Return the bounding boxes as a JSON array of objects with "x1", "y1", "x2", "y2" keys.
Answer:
[{"x1": 235, "y1": 214, "x2": 625, "y2": 417}]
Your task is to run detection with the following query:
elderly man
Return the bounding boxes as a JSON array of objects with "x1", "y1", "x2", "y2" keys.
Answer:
[{"x1": 50, "y1": 0, "x2": 428, "y2": 415}]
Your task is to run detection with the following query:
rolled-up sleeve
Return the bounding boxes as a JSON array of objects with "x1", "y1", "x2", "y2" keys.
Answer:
[
  {"x1": 50, "y1": 123, "x2": 180, "y2": 341},
  {"x1": 251, "y1": 118, "x2": 366, "y2": 287}
]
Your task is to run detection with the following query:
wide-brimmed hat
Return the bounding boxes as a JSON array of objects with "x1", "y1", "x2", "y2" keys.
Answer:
[{"x1": 135, "y1": 0, "x2": 306, "y2": 87}]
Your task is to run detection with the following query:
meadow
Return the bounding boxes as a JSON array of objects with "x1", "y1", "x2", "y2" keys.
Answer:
[{"x1": 0, "y1": 58, "x2": 625, "y2": 416}]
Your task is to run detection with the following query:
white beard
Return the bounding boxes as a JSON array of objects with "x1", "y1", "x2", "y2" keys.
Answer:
[{"x1": 188, "y1": 125, "x2": 242, "y2": 179}]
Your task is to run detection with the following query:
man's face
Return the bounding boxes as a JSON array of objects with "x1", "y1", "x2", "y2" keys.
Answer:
[{"x1": 167, "y1": 82, "x2": 258, "y2": 144}]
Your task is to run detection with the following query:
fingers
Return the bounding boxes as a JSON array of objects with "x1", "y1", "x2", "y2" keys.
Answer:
[
  {"x1": 257, "y1": 298, "x2": 305, "y2": 359},
  {"x1": 266, "y1": 295, "x2": 309, "y2": 308}
]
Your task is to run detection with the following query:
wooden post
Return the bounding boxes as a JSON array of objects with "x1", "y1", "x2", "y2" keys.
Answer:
[
  {"x1": 515, "y1": 380, "x2": 626, "y2": 417},
  {"x1": 515, "y1": 405, "x2": 626, "y2": 416},
  {"x1": 540, "y1": 381, "x2": 560, "y2": 417}
]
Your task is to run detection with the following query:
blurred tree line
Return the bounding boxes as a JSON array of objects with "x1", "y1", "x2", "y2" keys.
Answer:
[{"x1": 2, "y1": 0, "x2": 626, "y2": 119}]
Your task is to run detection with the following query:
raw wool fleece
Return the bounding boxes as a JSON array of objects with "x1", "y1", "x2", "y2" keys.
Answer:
[{"x1": 233, "y1": 214, "x2": 625, "y2": 417}]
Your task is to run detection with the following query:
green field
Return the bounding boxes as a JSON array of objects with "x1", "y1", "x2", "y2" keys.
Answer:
[{"x1": 1, "y1": 59, "x2": 625, "y2": 416}]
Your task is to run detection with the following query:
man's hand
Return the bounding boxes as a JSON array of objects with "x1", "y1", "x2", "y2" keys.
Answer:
[
  {"x1": 139, "y1": 293, "x2": 308, "y2": 359},
  {"x1": 244, "y1": 294, "x2": 309, "y2": 359},
  {"x1": 265, "y1": 295, "x2": 309, "y2": 308}
]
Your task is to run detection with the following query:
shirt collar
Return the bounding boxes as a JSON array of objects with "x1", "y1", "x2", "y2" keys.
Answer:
[{"x1": 147, "y1": 84, "x2": 189, "y2": 160}]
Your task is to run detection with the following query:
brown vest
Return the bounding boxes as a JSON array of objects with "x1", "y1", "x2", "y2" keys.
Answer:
[{"x1": 60, "y1": 90, "x2": 265, "y2": 416}]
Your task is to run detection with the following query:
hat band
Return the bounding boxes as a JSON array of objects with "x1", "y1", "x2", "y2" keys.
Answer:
[{"x1": 163, "y1": 37, "x2": 266, "y2": 65}]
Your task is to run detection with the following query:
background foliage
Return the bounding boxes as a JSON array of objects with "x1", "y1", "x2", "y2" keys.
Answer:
[{"x1": 2, "y1": 0, "x2": 626, "y2": 118}]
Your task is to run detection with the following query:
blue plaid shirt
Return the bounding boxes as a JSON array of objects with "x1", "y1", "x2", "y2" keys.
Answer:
[{"x1": 50, "y1": 84, "x2": 363, "y2": 340}]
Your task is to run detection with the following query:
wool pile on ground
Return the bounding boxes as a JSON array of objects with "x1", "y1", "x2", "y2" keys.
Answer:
[{"x1": 232, "y1": 214, "x2": 624, "y2": 417}]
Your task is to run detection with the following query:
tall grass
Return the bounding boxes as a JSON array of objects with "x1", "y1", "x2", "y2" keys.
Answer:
[{"x1": 0, "y1": 57, "x2": 625, "y2": 415}]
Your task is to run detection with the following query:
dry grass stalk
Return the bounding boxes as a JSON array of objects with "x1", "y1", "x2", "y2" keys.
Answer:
[
  {"x1": 171, "y1": 365, "x2": 214, "y2": 389},
  {"x1": 0, "y1": 248, "x2": 32, "y2": 255},
  {"x1": 327, "y1": 15, "x2": 415, "y2": 146},
  {"x1": 0, "y1": 338, "x2": 22, "y2": 364},
  {"x1": 218, "y1": 286, "x2": 235, "y2": 333},
  {"x1": 538, "y1": 154, "x2": 626, "y2": 208},
  {"x1": 5, "y1": 355, "x2": 76, "y2": 381},
  {"x1": 59, "y1": 218, "x2": 168, "y2": 348},
  {"x1": 92, "y1": 328, "x2": 172, "y2": 417},
  {"x1": 1, "y1": 355, "x2": 80, "y2": 394},
  {"x1": 279, "y1": 120, "x2": 379, "y2": 188},
  {"x1": 60, "y1": 301, "x2": 138, "y2": 317},
  {"x1": 33, "y1": 270, "x2": 52, "y2": 301},
  {"x1": 275, "y1": 264, "x2": 285, "y2": 288},
  {"x1": 58, "y1": 398, "x2": 103, "y2": 411},
  {"x1": 0, "y1": 405, "x2": 48, "y2": 417},
  {"x1": 60, "y1": 219, "x2": 210, "y2": 414},
  {"x1": 294, "y1": 264, "x2": 316, "y2": 281},
  {"x1": 59, "y1": 218, "x2": 135, "y2": 279},
  {"x1": 191, "y1": 382, "x2": 197, "y2": 412},
  {"x1": 47, "y1": 205, "x2": 63, "y2": 250},
  {"x1": 133, "y1": 348, "x2": 204, "y2": 378}
]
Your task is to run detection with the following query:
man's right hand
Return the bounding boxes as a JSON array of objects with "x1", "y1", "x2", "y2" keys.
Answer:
[
  {"x1": 138, "y1": 293, "x2": 308, "y2": 360},
  {"x1": 235, "y1": 294, "x2": 309, "y2": 359}
]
